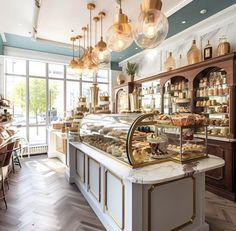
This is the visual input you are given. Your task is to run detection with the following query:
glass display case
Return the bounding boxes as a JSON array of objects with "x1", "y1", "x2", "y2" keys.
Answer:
[{"x1": 79, "y1": 113, "x2": 208, "y2": 168}]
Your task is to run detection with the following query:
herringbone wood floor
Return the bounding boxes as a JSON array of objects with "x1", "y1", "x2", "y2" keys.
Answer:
[
  {"x1": 0, "y1": 155, "x2": 105, "y2": 231},
  {"x1": 206, "y1": 191, "x2": 236, "y2": 231},
  {"x1": 0, "y1": 155, "x2": 236, "y2": 231}
]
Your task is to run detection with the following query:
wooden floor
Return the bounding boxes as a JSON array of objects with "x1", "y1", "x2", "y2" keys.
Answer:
[
  {"x1": 0, "y1": 155, "x2": 236, "y2": 231},
  {"x1": 0, "y1": 155, "x2": 105, "y2": 231}
]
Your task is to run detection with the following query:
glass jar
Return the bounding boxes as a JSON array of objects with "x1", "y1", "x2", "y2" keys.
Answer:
[
  {"x1": 217, "y1": 36, "x2": 230, "y2": 56},
  {"x1": 214, "y1": 86, "x2": 219, "y2": 96},
  {"x1": 218, "y1": 86, "x2": 223, "y2": 95}
]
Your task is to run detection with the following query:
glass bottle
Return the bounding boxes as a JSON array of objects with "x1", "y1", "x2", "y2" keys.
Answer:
[
  {"x1": 164, "y1": 52, "x2": 176, "y2": 71},
  {"x1": 187, "y1": 40, "x2": 201, "y2": 64},
  {"x1": 177, "y1": 54, "x2": 183, "y2": 68},
  {"x1": 217, "y1": 36, "x2": 230, "y2": 56},
  {"x1": 203, "y1": 40, "x2": 213, "y2": 60}
]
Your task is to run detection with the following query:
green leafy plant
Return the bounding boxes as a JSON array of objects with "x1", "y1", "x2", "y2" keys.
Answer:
[{"x1": 126, "y1": 61, "x2": 137, "y2": 76}]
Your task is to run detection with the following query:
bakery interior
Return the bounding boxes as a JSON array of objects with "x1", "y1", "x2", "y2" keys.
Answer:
[{"x1": 0, "y1": 0, "x2": 236, "y2": 230}]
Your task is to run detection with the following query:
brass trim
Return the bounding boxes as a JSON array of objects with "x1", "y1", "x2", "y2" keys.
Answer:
[
  {"x1": 141, "y1": 0, "x2": 162, "y2": 12},
  {"x1": 87, "y1": 157, "x2": 101, "y2": 202},
  {"x1": 98, "y1": 11, "x2": 106, "y2": 18},
  {"x1": 87, "y1": 3, "x2": 95, "y2": 10},
  {"x1": 75, "y1": 150, "x2": 85, "y2": 183},
  {"x1": 148, "y1": 176, "x2": 196, "y2": 231},
  {"x1": 93, "y1": 16, "x2": 100, "y2": 22},
  {"x1": 104, "y1": 169, "x2": 125, "y2": 230}
]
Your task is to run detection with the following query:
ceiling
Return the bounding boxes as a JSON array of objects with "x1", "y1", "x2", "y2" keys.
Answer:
[
  {"x1": 0, "y1": 0, "x2": 236, "y2": 63},
  {"x1": 0, "y1": 0, "x2": 187, "y2": 40}
]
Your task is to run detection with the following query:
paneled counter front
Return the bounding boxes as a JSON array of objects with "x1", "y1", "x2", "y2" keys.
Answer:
[{"x1": 66, "y1": 141, "x2": 224, "y2": 231}]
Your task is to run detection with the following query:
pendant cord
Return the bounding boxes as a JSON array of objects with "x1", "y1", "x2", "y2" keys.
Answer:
[
  {"x1": 90, "y1": 9, "x2": 92, "y2": 47},
  {"x1": 83, "y1": 30, "x2": 85, "y2": 51},
  {"x1": 78, "y1": 38, "x2": 81, "y2": 58},
  {"x1": 87, "y1": 24, "x2": 89, "y2": 48},
  {"x1": 101, "y1": 15, "x2": 103, "y2": 40},
  {"x1": 95, "y1": 20, "x2": 97, "y2": 45},
  {"x1": 72, "y1": 40, "x2": 74, "y2": 60}
]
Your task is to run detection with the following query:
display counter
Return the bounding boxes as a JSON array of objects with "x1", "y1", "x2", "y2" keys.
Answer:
[
  {"x1": 47, "y1": 128, "x2": 79, "y2": 165},
  {"x1": 67, "y1": 142, "x2": 224, "y2": 231},
  {"x1": 66, "y1": 113, "x2": 224, "y2": 231}
]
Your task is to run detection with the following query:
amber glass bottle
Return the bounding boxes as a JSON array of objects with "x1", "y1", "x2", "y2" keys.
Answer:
[{"x1": 204, "y1": 40, "x2": 213, "y2": 60}]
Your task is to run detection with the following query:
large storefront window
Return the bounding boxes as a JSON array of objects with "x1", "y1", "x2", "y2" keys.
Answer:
[{"x1": 4, "y1": 58, "x2": 109, "y2": 145}]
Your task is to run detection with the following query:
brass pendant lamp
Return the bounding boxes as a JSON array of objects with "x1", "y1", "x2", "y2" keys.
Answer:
[
  {"x1": 83, "y1": 3, "x2": 98, "y2": 73},
  {"x1": 133, "y1": 0, "x2": 169, "y2": 49},
  {"x1": 92, "y1": 12, "x2": 111, "y2": 66},
  {"x1": 106, "y1": 0, "x2": 133, "y2": 52},
  {"x1": 75, "y1": 35, "x2": 84, "y2": 74},
  {"x1": 69, "y1": 37, "x2": 78, "y2": 68}
]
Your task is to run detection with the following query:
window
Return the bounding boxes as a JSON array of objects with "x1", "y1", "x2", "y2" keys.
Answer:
[
  {"x1": 5, "y1": 75, "x2": 26, "y2": 126},
  {"x1": 48, "y1": 79, "x2": 64, "y2": 123},
  {"x1": 4, "y1": 58, "x2": 109, "y2": 146},
  {"x1": 5, "y1": 58, "x2": 26, "y2": 75},
  {"x1": 66, "y1": 81, "x2": 80, "y2": 112},
  {"x1": 49, "y1": 63, "x2": 64, "y2": 78},
  {"x1": 29, "y1": 61, "x2": 46, "y2": 76},
  {"x1": 29, "y1": 78, "x2": 46, "y2": 125}
]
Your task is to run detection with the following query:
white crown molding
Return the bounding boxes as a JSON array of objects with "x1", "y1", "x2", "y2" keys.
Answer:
[
  {"x1": 119, "y1": 4, "x2": 236, "y2": 66},
  {"x1": 3, "y1": 46, "x2": 71, "y2": 64},
  {"x1": 165, "y1": 0, "x2": 193, "y2": 17}
]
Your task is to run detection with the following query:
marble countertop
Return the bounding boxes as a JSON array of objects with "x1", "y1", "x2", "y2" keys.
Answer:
[{"x1": 70, "y1": 142, "x2": 225, "y2": 185}]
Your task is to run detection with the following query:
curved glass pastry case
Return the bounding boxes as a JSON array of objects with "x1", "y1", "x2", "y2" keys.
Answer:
[{"x1": 79, "y1": 113, "x2": 208, "y2": 168}]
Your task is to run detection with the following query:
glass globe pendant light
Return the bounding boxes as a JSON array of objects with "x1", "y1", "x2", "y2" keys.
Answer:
[
  {"x1": 106, "y1": 0, "x2": 133, "y2": 52},
  {"x1": 133, "y1": 0, "x2": 169, "y2": 49},
  {"x1": 83, "y1": 3, "x2": 98, "y2": 75},
  {"x1": 75, "y1": 35, "x2": 84, "y2": 75},
  {"x1": 68, "y1": 37, "x2": 78, "y2": 68},
  {"x1": 92, "y1": 12, "x2": 111, "y2": 66}
]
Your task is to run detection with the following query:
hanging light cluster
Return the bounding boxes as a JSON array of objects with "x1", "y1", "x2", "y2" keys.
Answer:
[
  {"x1": 106, "y1": 0, "x2": 169, "y2": 51},
  {"x1": 69, "y1": 0, "x2": 169, "y2": 73},
  {"x1": 68, "y1": 3, "x2": 111, "y2": 75}
]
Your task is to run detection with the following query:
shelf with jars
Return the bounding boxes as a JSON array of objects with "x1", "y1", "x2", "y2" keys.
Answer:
[
  {"x1": 116, "y1": 52, "x2": 236, "y2": 201},
  {"x1": 138, "y1": 80, "x2": 161, "y2": 113},
  {"x1": 193, "y1": 68, "x2": 230, "y2": 138},
  {"x1": 163, "y1": 76, "x2": 191, "y2": 114}
]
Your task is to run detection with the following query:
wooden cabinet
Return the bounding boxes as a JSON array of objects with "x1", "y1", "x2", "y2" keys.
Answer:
[
  {"x1": 206, "y1": 140, "x2": 236, "y2": 201},
  {"x1": 116, "y1": 53, "x2": 236, "y2": 201}
]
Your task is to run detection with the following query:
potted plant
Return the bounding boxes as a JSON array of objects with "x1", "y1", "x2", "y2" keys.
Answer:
[{"x1": 126, "y1": 61, "x2": 137, "y2": 82}]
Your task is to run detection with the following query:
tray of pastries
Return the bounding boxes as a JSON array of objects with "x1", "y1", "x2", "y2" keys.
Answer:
[{"x1": 167, "y1": 143, "x2": 205, "y2": 153}]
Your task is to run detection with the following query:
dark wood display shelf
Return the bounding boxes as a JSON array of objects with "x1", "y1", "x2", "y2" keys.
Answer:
[{"x1": 114, "y1": 52, "x2": 236, "y2": 201}]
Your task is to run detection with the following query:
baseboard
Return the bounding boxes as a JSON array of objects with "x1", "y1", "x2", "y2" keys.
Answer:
[
  {"x1": 21, "y1": 153, "x2": 47, "y2": 157},
  {"x1": 206, "y1": 184, "x2": 236, "y2": 202}
]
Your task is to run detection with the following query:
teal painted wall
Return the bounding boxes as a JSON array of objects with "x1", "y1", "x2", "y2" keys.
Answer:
[
  {"x1": 111, "y1": 62, "x2": 122, "y2": 71},
  {"x1": 0, "y1": 35, "x2": 3, "y2": 55}
]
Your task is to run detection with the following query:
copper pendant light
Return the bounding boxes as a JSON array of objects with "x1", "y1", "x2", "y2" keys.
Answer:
[
  {"x1": 83, "y1": 3, "x2": 98, "y2": 72},
  {"x1": 106, "y1": 0, "x2": 133, "y2": 52},
  {"x1": 75, "y1": 35, "x2": 84, "y2": 74},
  {"x1": 92, "y1": 12, "x2": 111, "y2": 66},
  {"x1": 69, "y1": 37, "x2": 78, "y2": 68}
]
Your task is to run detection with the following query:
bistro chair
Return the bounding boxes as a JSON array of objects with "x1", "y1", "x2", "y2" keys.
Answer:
[
  {"x1": 0, "y1": 141, "x2": 15, "y2": 209},
  {"x1": 12, "y1": 138, "x2": 22, "y2": 173}
]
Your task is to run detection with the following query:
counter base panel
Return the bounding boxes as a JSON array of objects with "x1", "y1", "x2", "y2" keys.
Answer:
[{"x1": 65, "y1": 143, "x2": 225, "y2": 231}]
